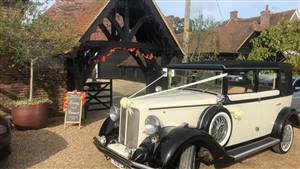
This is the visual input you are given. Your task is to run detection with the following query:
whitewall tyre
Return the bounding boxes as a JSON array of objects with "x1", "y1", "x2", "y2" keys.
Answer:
[
  {"x1": 178, "y1": 145, "x2": 199, "y2": 169},
  {"x1": 208, "y1": 112, "x2": 232, "y2": 146},
  {"x1": 272, "y1": 123, "x2": 294, "y2": 154}
]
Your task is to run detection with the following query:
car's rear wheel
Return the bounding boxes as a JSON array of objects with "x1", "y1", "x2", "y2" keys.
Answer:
[
  {"x1": 178, "y1": 145, "x2": 199, "y2": 169},
  {"x1": 208, "y1": 112, "x2": 232, "y2": 146},
  {"x1": 272, "y1": 123, "x2": 294, "y2": 154}
]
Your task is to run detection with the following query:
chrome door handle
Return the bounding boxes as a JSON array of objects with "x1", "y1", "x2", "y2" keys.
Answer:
[{"x1": 276, "y1": 103, "x2": 282, "y2": 106}]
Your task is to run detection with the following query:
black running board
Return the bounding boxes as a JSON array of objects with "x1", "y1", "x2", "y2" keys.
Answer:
[{"x1": 227, "y1": 137, "x2": 280, "y2": 160}]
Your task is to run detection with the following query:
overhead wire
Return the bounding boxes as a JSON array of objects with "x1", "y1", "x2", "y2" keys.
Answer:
[{"x1": 215, "y1": 0, "x2": 225, "y2": 20}]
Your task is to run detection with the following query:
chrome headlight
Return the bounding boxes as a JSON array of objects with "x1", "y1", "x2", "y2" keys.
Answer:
[
  {"x1": 145, "y1": 115, "x2": 160, "y2": 135},
  {"x1": 0, "y1": 124, "x2": 7, "y2": 135},
  {"x1": 109, "y1": 106, "x2": 120, "y2": 122}
]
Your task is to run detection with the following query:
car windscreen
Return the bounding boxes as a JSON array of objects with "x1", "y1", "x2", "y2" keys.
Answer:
[{"x1": 168, "y1": 69, "x2": 223, "y2": 94}]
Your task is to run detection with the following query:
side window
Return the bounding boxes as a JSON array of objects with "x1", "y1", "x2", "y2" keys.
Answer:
[
  {"x1": 258, "y1": 70, "x2": 278, "y2": 92},
  {"x1": 228, "y1": 71, "x2": 255, "y2": 94},
  {"x1": 294, "y1": 79, "x2": 300, "y2": 87}
]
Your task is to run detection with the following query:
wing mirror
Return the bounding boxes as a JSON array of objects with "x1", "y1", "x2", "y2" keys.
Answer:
[{"x1": 294, "y1": 86, "x2": 300, "y2": 92}]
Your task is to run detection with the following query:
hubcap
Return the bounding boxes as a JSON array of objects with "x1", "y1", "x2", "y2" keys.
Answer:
[
  {"x1": 280, "y1": 124, "x2": 293, "y2": 152},
  {"x1": 210, "y1": 115, "x2": 228, "y2": 144}
]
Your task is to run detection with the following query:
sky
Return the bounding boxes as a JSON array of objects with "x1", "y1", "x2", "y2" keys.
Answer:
[
  {"x1": 156, "y1": 0, "x2": 300, "y2": 21},
  {"x1": 45, "y1": 0, "x2": 300, "y2": 21}
]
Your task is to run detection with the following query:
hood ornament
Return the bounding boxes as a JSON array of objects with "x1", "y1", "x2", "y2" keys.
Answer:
[
  {"x1": 120, "y1": 97, "x2": 133, "y2": 109},
  {"x1": 216, "y1": 94, "x2": 225, "y2": 105}
]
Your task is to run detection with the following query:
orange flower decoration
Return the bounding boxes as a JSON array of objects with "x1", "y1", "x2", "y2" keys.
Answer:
[
  {"x1": 93, "y1": 48, "x2": 155, "y2": 64},
  {"x1": 63, "y1": 90, "x2": 87, "y2": 112}
]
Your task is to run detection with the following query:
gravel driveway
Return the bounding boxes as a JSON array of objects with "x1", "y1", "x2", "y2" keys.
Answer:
[{"x1": 0, "y1": 80, "x2": 299, "y2": 169}]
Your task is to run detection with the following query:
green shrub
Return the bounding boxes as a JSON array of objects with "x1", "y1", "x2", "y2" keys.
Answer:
[{"x1": 9, "y1": 98, "x2": 52, "y2": 107}]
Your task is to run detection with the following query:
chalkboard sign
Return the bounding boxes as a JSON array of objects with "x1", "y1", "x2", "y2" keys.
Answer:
[{"x1": 64, "y1": 92, "x2": 83, "y2": 129}]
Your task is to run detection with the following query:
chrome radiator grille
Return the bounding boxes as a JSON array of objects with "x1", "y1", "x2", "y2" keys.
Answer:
[
  {"x1": 119, "y1": 108, "x2": 127, "y2": 144},
  {"x1": 119, "y1": 108, "x2": 140, "y2": 148}
]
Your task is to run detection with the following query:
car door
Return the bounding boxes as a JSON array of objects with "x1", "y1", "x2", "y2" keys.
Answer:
[
  {"x1": 257, "y1": 70, "x2": 286, "y2": 137},
  {"x1": 292, "y1": 78, "x2": 300, "y2": 112},
  {"x1": 225, "y1": 70, "x2": 260, "y2": 146}
]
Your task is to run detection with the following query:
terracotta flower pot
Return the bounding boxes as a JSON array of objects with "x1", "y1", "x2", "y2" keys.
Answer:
[{"x1": 11, "y1": 103, "x2": 49, "y2": 130}]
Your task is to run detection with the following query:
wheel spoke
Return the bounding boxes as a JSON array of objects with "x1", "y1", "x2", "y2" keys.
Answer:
[
  {"x1": 210, "y1": 114, "x2": 229, "y2": 144},
  {"x1": 280, "y1": 125, "x2": 293, "y2": 152}
]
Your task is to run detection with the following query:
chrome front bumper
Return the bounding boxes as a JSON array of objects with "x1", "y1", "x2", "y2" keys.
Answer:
[{"x1": 93, "y1": 137, "x2": 155, "y2": 169}]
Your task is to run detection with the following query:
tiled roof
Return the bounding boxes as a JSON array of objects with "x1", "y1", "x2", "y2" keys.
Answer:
[
  {"x1": 182, "y1": 9, "x2": 298, "y2": 54},
  {"x1": 231, "y1": 9, "x2": 296, "y2": 24},
  {"x1": 46, "y1": 0, "x2": 109, "y2": 41}
]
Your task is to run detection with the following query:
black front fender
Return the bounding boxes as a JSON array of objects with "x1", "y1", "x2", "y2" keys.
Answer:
[
  {"x1": 154, "y1": 127, "x2": 233, "y2": 169},
  {"x1": 99, "y1": 117, "x2": 119, "y2": 143}
]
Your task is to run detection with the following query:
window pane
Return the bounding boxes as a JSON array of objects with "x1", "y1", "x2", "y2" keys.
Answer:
[
  {"x1": 228, "y1": 71, "x2": 255, "y2": 94},
  {"x1": 258, "y1": 70, "x2": 278, "y2": 92},
  {"x1": 295, "y1": 79, "x2": 300, "y2": 87},
  {"x1": 169, "y1": 69, "x2": 223, "y2": 94}
]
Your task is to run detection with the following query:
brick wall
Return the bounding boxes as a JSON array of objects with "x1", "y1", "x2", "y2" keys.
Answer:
[{"x1": 0, "y1": 59, "x2": 65, "y2": 116}]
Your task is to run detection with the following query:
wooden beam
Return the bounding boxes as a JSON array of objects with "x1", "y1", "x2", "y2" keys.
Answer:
[
  {"x1": 99, "y1": 24, "x2": 112, "y2": 40},
  {"x1": 80, "y1": 0, "x2": 118, "y2": 43},
  {"x1": 124, "y1": 0, "x2": 130, "y2": 40},
  {"x1": 146, "y1": 58, "x2": 161, "y2": 73},
  {"x1": 128, "y1": 16, "x2": 150, "y2": 41},
  {"x1": 107, "y1": 15, "x2": 126, "y2": 40},
  {"x1": 110, "y1": 17, "x2": 118, "y2": 40}
]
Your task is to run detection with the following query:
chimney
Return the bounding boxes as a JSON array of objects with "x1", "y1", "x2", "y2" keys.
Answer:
[
  {"x1": 230, "y1": 11, "x2": 238, "y2": 20},
  {"x1": 260, "y1": 5, "x2": 271, "y2": 28}
]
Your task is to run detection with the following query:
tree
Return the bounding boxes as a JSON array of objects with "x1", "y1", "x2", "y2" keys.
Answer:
[
  {"x1": 1, "y1": 0, "x2": 29, "y2": 6},
  {"x1": 249, "y1": 21, "x2": 300, "y2": 73},
  {"x1": 0, "y1": 1, "x2": 76, "y2": 101},
  {"x1": 168, "y1": 14, "x2": 221, "y2": 62},
  {"x1": 168, "y1": 15, "x2": 185, "y2": 34},
  {"x1": 187, "y1": 14, "x2": 221, "y2": 62},
  {"x1": 191, "y1": 14, "x2": 221, "y2": 31},
  {"x1": 167, "y1": 15, "x2": 199, "y2": 33}
]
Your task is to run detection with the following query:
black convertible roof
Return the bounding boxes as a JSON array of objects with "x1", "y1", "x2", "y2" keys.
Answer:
[{"x1": 168, "y1": 61, "x2": 292, "y2": 70}]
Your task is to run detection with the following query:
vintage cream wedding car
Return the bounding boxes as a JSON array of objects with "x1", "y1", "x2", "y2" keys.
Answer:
[{"x1": 94, "y1": 61, "x2": 300, "y2": 169}]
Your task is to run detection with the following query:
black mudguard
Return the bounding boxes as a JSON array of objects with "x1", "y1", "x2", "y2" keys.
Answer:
[
  {"x1": 154, "y1": 127, "x2": 234, "y2": 169},
  {"x1": 99, "y1": 117, "x2": 119, "y2": 143},
  {"x1": 272, "y1": 107, "x2": 300, "y2": 138},
  {"x1": 198, "y1": 105, "x2": 232, "y2": 131}
]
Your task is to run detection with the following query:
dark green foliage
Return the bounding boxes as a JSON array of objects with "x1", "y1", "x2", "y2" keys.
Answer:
[
  {"x1": 0, "y1": 1, "x2": 76, "y2": 101},
  {"x1": 249, "y1": 21, "x2": 300, "y2": 73}
]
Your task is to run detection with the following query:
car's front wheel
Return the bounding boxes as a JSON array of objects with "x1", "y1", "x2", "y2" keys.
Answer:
[
  {"x1": 208, "y1": 112, "x2": 232, "y2": 146},
  {"x1": 272, "y1": 123, "x2": 294, "y2": 154},
  {"x1": 178, "y1": 145, "x2": 199, "y2": 169}
]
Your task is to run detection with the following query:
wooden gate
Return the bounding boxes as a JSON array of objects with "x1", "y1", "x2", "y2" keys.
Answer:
[{"x1": 84, "y1": 80, "x2": 113, "y2": 116}]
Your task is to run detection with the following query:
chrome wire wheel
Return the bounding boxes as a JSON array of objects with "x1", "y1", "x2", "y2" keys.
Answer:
[
  {"x1": 178, "y1": 145, "x2": 199, "y2": 169},
  {"x1": 209, "y1": 112, "x2": 232, "y2": 146},
  {"x1": 280, "y1": 124, "x2": 294, "y2": 152}
]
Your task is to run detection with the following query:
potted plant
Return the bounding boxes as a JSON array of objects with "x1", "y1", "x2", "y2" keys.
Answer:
[
  {"x1": 0, "y1": 1, "x2": 75, "y2": 129},
  {"x1": 10, "y1": 98, "x2": 52, "y2": 129}
]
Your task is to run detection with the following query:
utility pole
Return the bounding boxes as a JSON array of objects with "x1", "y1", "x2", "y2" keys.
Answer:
[
  {"x1": 183, "y1": 0, "x2": 191, "y2": 63},
  {"x1": 298, "y1": 0, "x2": 300, "y2": 18}
]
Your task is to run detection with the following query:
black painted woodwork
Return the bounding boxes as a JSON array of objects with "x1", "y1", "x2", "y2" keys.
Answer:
[
  {"x1": 83, "y1": 80, "x2": 113, "y2": 116},
  {"x1": 68, "y1": 0, "x2": 183, "y2": 94}
]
